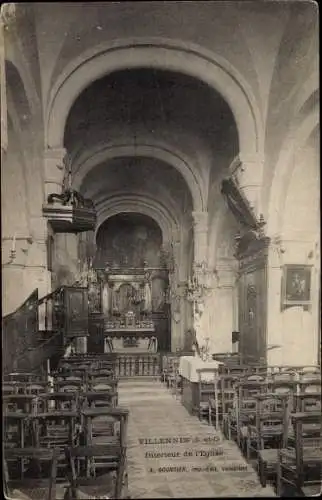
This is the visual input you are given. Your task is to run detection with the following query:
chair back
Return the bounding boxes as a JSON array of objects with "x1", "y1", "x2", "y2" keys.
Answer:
[
  {"x1": 64, "y1": 444, "x2": 124, "y2": 499},
  {"x1": 4, "y1": 447, "x2": 59, "y2": 500}
]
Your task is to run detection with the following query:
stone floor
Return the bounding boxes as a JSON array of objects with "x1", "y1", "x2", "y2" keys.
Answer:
[{"x1": 118, "y1": 377, "x2": 276, "y2": 498}]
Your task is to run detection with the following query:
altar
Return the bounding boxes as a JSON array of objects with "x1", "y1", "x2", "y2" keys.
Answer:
[{"x1": 100, "y1": 266, "x2": 158, "y2": 354}]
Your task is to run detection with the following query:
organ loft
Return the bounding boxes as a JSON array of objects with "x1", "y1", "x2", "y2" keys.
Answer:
[{"x1": 1, "y1": 2, "x2": 320, "y2": 499}]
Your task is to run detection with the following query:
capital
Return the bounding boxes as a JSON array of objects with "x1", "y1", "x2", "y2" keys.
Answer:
[
  {"x1": 0, "y1": 4, "x2": 17, "y2": 28},
  {"x1": 215, "y1": 264, "x2": 238, "y2": 289}
]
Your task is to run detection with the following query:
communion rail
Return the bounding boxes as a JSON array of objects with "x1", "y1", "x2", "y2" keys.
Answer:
[{"x1": 115, "y1": 353, "x2": 160, "y2": 377}]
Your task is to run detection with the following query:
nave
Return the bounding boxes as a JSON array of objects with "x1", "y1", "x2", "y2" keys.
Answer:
[
  {"x1": 119, "y1": 377, "x2": 275, "y2": 498},
  {"x1": 3, "y1": 351, "x2": 321, "y2": 499}
]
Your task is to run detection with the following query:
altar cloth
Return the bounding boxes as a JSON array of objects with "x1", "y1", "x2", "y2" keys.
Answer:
[{"x1": 178, "y1": 356, "x2": 223, "y2": 383}]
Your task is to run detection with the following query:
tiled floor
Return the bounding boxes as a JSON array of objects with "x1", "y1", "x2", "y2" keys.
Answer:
[{"x1": 118, "y1": 378, "x2": 276, "y2": 498}]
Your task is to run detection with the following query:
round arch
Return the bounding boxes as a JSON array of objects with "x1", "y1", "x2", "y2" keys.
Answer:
[
  {"x1": 46, "y1": 38, "x2": 263, "y2": 159},
  {"x1": 293, "y1": 69, "x2": 319, "y2": 116},
  {"x1": 73, "y1": 142, "x2": 202, "y2": 211},
  {"x1": 267, "y1": 109, "x2": 319, "y2": 236},
  {"x1": 93, "y1": 189, "x2": 182, "y2": 231},
  {"x1": 95, "y1": 193, "x2": 180, "y2": 245}
]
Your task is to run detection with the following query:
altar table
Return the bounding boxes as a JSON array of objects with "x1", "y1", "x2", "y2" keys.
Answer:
[{"x1": 178, "y1": 356, "x2": 223, "y2": 415}]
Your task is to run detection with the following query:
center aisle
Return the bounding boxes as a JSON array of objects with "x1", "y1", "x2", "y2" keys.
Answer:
[{"x1": 118, "y1": 378, "x2": 276, "y2": 498}]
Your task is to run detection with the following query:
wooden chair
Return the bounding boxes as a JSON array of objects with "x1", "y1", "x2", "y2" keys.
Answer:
[
  {"x1": 3, "y1": 383, "x2": 16, "y2": 395},
  {"x1": 25, "y1": 382, "x2": 49, "y2": 395},
  {"x1": 299, "y1": 375, "x2": 321, "y2": 395},
  {"x1": 196, "y1": 368, "x2": 219, "y2": 426},
  {"x1": 3, "y1": 394, "x2": 39, "y2": 415},
  {"x1": 246, "y1": 393, "x2": 291, "y2": 486},
  {"x1": 64, "y1": 444, "x2": 128, "y2": 499},
  {"x1": 4, "y1": 447, "x2": 60, "y2": 500},
  {"x1": 235, "y1": 375, "x2": 267, "y2": 449},
  {"x1": 165, "y1": 356, "x2": 180, "y2": 390},
  {"x1": 55, "y1": 379, "x2": 84, "y2": 393},
  {"x1": 82, "y1": 391, "x2": 118, "y2": 409},
  {"x1": 89, "y1": 368, "x2": 116, "y2": 378},
  {"x1": 216, "y1": 375, "x2": 238, "y2": 436},
  {"x1": 89, "y1": 375, "x2": 117, "y2": 390},
  {"x1": 276, "y1": 412, "x2": 322, "y2": 496},
  {"x1": 55, "y1": 374, "x2": 82, "y2": 382},
  {"x1": 81, "y1": 407, "x2": 129, "y2": 449},
  {"x1": 293, "y1": 391, "x2": 321, "y2": 413},
  {"x1": 218, "y1": 364, "x2": 250, "y2": 378},
  {"x1": 35, "y1": 411, "x2": 79, "y2": 449},
  {"x1": 5, "y1": 372, "x2": 41, "y2": 383},
  {"x1": 38, "y1": 392, "x2": 79, "y2": 412},
  {"x1": 4, "y1": 412, "x2": 30, "y2": 450}
]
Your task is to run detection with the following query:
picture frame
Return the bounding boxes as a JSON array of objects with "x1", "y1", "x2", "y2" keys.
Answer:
[{"x1": 281, "y1": 264, "x2": 312, "y2": 310}]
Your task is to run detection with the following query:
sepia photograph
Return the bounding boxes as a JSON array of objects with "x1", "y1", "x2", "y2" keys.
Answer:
[{"x1": 1, "y1": 1, "x2": 320, "y2": 499}]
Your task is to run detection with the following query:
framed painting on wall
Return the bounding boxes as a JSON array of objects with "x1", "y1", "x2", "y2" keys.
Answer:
[{"x1": 281, "y1": 264, "x2": 312, "y2": 310}]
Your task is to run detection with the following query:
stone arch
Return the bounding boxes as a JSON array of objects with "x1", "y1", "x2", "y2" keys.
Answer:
[
  {"x1": 5, "y1": 43, "x2": 39, "y2": 117},
  {"x1": 266, "y1": 109, "x2": 319, "y2": 237},
  {"x1": 46, "y1": 38, "x2": 262, "y2": 160},
  {"x1": 94, "y1": 193, "x2": 180, "y2": 245},
  {"x1": 73, "y1": 142, "x2": 202, "y2": 211},
  {"x1": 93, "y1": 188, "x2": 181, "y2": 231},
  {"x1": 293, "y1": 69, "x2": 319, "y2": 116}
]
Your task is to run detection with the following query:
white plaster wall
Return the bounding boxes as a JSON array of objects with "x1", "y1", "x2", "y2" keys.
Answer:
[
  {"x1": 267, "y1": 144, "x2": 320, "y2": 366},
  {"x1": 206, "y1": 287, "x2": 235, "y2": 355}
]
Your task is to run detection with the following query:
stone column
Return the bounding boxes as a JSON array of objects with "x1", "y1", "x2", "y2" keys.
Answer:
[
  {"x1": 210, "y1": 262, "x2": 238, "y2": 354},
  {"x1": 230, "y1": 154, "x2": 264, "y2": 220},
  {"x1": 44, "y1": 147, "x2": 67, "y2": 200},
  {"x1": 53, "y1": 233, "x2": 79, "y2": 286},
  {"x1": 192, "y1": 211, "x2": 208, "y2": 264}
]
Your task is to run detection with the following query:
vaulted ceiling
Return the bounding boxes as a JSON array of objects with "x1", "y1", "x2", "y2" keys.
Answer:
[{"x1": 64, "y1": 68, "x2": 238, "y2": 217}]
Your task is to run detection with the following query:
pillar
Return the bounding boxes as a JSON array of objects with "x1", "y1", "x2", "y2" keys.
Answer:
[
  {"x1": 231, "y1": 153, "x2": 264, "y2": 219},
  {"x1": 209, "y1": 263, "x2": 238, "y2": 354},
  {"x1": 192, "y1": 211, "x2": 208, "y2": 264},
  {"x1": 44, "y1": 147, "x2": 67, "y2": 200},
  {"x1": 53, "y1": 232, "x2": 79, "y2": 286}
]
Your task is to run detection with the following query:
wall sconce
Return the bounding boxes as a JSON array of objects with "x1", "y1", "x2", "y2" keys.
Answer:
[
  {"x1": 9, "y1": 233, "x2": 16, "y2": 261},
  {"x1": 272, "y1": 235, "x2": 285, "y2": 259},
  {"x1": 5, "y1": 234, "x2": 33, "y2": 264}
]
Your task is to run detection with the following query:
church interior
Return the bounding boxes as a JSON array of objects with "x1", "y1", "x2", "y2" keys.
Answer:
[{"x1": 1, "y1": 2, "x2": 320, "y2": 499}]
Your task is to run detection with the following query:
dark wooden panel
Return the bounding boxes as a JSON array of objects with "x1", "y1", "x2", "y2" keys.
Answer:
[
  {"x1": 88, "y1": 313, "x2": 105, "y2": 354},
  {"x1": 64, "y1": 286, "x2": 89, "y2": 338},
  {"x1": 238, "y1": 254, "x2": 268, "y2": 365}
]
